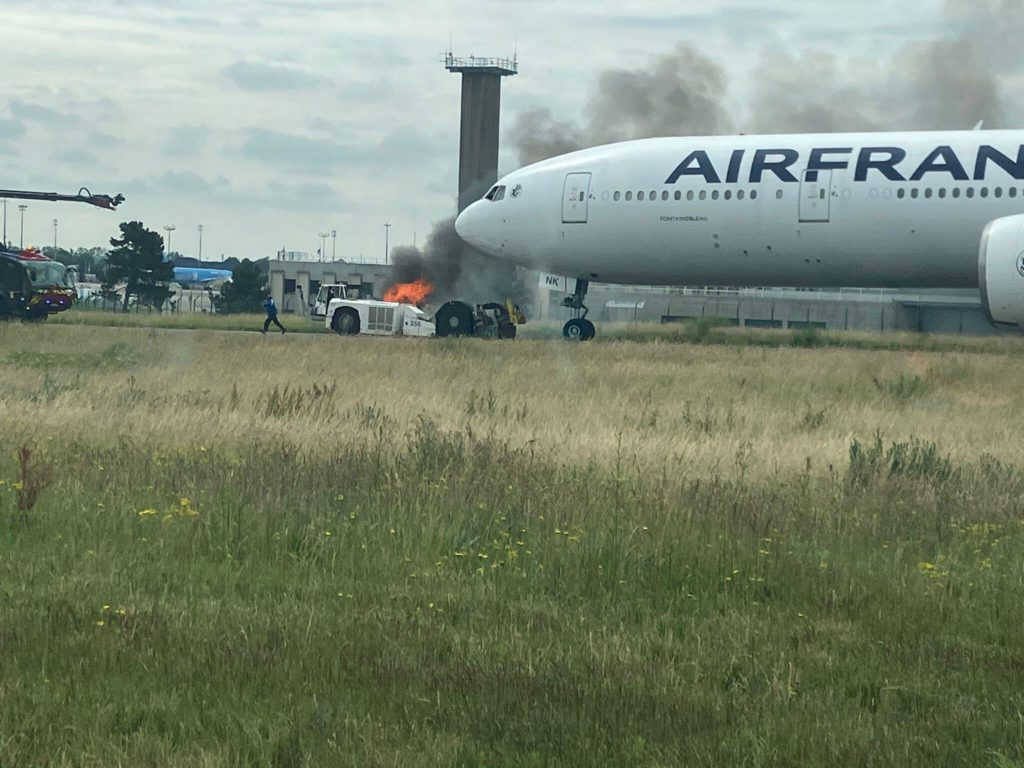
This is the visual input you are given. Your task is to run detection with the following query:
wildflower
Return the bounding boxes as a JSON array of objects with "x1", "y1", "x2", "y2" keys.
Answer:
[
  {"x1": 454, "y1": 551, "x2": 467, "y2": 558},
  {"x1": 758, "y1": 549, "x2": 770, "y2": 557},
  {"x1": 12, "y1": 481, "x2": 23, "y2": 491},
  {"x1": 137, "y1": 508, "x2": 159, "y2": 518},
  {"x1": 918, "y1": 562, "x2": 936, "y2": 571},
  {"x1": 102, "y1": 604, "x2": 110, "y2": 611},
  {"x1": 95, "y1": 620, "x2": 105, "y2": 627}
]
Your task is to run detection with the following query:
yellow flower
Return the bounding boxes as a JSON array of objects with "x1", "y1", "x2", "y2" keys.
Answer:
[
  {"x1": 137, "y1": 508, "x2": 159, "y2": 518},
  {"x1": 95, "y1": 620, "x2": 105, "y2": 627},
  {"x1": 12, "y1": 481, "x2": 24, "y2": 491}
]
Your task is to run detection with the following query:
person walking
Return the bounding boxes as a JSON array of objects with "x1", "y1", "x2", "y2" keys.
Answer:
[{"x1": 261, "y1": 294, "x2": 286, "y2": 334}]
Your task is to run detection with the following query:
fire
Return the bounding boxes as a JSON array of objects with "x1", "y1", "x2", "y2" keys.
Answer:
[{"x1": 383, "y1": 279, "x2": 433, "y2": 307}]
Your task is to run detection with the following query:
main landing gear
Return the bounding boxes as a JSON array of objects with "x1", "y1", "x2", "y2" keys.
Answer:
[{"x1": 561, "y1": 279, "x2": 595, "y2": 341}]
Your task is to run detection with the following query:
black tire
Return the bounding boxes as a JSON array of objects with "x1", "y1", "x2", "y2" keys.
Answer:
[
  {"x1": 563, "y1": 318, "x2": 588, "y2": 341},
  {"x1": 0, "y1": 296, "x2": 10, "y2": 321},
  {"x1": 498, "y1": 321, "x2": 517, "y2": 340},
  {"x1": 331, "y1": 307, "x2": 360, "y2": 335},
  {"x1": 581, "y1": 319, "x2": 596, "y2": 341},
  {"x1": 435, "y1": 301, "x2": 475, "y2": 338}
]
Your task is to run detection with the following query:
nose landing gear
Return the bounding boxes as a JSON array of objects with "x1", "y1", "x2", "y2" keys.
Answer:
[{"x1": 561, "y1": 279, "x2": 595, "y2": 341}]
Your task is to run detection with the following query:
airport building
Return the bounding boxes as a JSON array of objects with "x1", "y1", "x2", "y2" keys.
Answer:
[{"x1": 267, "y1": 258, "x2": 390, "y2": 315}]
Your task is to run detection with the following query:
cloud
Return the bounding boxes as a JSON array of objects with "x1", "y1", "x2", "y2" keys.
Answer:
[
  {"x1": 224, "y1": 60, "x2": 331, "y2": 92},
  {"x1": 240, "y1": 129, "x2": 356, "y2": 170},
  {"x1": 53, "y1": 148, "x2": 100, "y2": 165},
  {"x1": 162, "y1": 126, "x2": 212, "y2": 157},
  {"x1": 9, "y1": 99, "x2": 68, "y2": 122},
  {"x1": 0, "y1": 119, "x2": 26, "y2": 141}
]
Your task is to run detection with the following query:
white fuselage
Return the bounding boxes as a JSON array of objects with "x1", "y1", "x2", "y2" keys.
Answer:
[{"x1": 455, "y1": 130, "x2": 1024, "y2": 288}]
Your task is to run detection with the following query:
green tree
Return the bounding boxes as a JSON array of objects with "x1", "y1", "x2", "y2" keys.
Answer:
[
  {"x1": 215, "y1": 259, "x2": 265, "y2": 314},
  {"x1": 103, "y1": 222, "x2": 172, "y2": 311}
]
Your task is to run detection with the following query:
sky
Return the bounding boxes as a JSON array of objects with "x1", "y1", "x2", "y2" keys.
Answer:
[{"x1": 2, "y1": 0, "x2": 1022, "y2": 263}]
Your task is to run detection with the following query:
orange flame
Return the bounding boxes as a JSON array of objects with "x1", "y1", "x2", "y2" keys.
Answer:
[{"x1": 383, "y1": 279, "x2": 433, "y2": 307}]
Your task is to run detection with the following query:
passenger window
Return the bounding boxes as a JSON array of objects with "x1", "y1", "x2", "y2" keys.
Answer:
[
  {"x1": 953, "y1": 188, "x2": 961, "y2": 199},
  {"x1": 897, "y1": 189, "x2": 906, "y2": 199},
  {"x1": 614, "y1": 191, "x2": 621, "y2": 201},
  {"x1": 687, "y1": 190, "x2": 694, "y2": 201},
  {"x1": 1011, "y1": 188, "x2": 1018, "y2": 198},
  {"x1": 751, "y1": 190, "x2": 758, "y2": 200},
  {"x1": 699, "y1": 190, "x2": 707, "y2": 201},
  {"x1": 775, "y1": 189, "x2": 782, "y2": 200},
  {"x1": 737, "y1": 190, "x2": 745, "y2": 200},
  {"x1": 637, "y1": 191, "x2": 645, "y2": 201},
  {"x1": 625, "y1": 191, "x2": 633, "y2": 201},
  {"x1": 996, "y1": 187, "x2": 1003, "y2": 198},
  {"x1": 649, "y1": 190, "x2": 656, "y2": 200},
  {"x1": 981, "y1": 188, "x2": 989, "y2": 198},
  {"x1": 925, "y1": 188, "x2": 933, "y2": 199},
  {"x1": 662, "y1": 191, "x2": 669, "y2": 201},
  {"x1": 724, "y1": 190, "x2": 732, "y2": 201},
  {"x1": 967, "y1": 188, "x2": 975, "y2": 198},
  {"x1": 939, "y1": 188, "x2": 947, "y2": 199},
  {"x1": 712, "y1": 190, "x2": 720, "y2": 200},
  {"x1": 674, "y1": 191, "x2": 682, "y2": 201},
  {"x1": 911, "y1": 188, "x2": 919, "y2": 199}
]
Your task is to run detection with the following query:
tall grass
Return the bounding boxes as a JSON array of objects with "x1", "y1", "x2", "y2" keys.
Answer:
[{"x1": 1, "y1": 324, "x2": 1023, "y2": 765}]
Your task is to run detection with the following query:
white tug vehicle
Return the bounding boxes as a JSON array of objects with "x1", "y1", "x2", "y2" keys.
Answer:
[
  {"x1": 318, "y1": 280, "x2": 524, "y2": 339},
  {"x1": 324, "y1": 295, "x2": 436, "y2": 337}
]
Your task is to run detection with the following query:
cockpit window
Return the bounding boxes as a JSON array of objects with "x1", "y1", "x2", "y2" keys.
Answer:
[{"x1": 485, "y1": 185, "x2": 506, "y2": 201}]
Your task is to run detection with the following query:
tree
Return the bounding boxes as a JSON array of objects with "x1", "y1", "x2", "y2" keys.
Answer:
[
  {"x1": 214, "y1": 259, "x2": 265, "y2": 314},
  {"x1": 104, "y1": 222, "x2": 173, "y2": 311}
]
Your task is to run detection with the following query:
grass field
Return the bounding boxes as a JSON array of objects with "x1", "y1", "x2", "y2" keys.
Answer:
[{"x1": 2, "y1": 323, "x2": 1023, "y2": 766}]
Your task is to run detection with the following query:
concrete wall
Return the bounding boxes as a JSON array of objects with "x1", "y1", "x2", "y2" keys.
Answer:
[{"x1": 457, "y1": 73, "x2": 503, "y2": 212}]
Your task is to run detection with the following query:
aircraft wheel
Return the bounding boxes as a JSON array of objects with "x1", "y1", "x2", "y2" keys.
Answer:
[
  {"x1": 331, "y1": 307, "x2": 360, "y2": 335},
  {"x1": 581, "y1": 319, "x2": 596, "y2": 340},
  {"x1": 563, "y1": 318, "x2": 592, "y2": 341}
]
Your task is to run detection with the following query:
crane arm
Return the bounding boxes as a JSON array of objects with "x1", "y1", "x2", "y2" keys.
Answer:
[{"x1": 0, "y1": 187, "x2": 124, "y2": 210}]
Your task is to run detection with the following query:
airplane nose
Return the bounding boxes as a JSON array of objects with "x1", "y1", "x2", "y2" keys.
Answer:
[{"x1": 455, "y1": 202, "x2": 484, "y2": 248}]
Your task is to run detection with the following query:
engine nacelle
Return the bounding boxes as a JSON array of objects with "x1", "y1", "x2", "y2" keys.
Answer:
[{"x1": 980, "y1": 214, "x2": 1024, "y2": 326}]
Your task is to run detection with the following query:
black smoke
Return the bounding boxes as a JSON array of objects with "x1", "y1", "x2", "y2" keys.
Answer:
[
  {"x1": 386, "y1": 216, "x2": 526, "y2": 306},
  {"x1": 510, "y1": 0, "x2": 1023, "y2": 164}
]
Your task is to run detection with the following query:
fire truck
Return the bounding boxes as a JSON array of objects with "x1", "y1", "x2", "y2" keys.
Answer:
[{"x1": 0, "y1": 188, "x2": 124, "y2": 320}]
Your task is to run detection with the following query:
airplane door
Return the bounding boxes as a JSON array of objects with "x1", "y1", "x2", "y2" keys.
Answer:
[
  {"x1": 799, "y1": 169, "x2": 832, "y2": 223},
  {"x1": 562, "y1": 173, "x2": 592, "y2": 224}
]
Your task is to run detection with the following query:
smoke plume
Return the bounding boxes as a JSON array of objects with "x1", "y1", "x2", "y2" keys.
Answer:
[
  {"x1": 511, "y1": 0, "x2": 1023, "y2": 164},
  {"x1": 510, "y1": 44, "x2": 731, "y2": 165},
  {"x1": 386, "y1": 217, "x2": 526, "y2": 306}
]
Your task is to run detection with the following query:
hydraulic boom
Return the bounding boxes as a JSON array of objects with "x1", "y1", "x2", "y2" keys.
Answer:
[{"x1": 0, "y1": 187, "x2": 124, "y2": 210}]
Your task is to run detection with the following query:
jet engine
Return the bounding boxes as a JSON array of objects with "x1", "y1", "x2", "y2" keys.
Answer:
[{"x1": 979, "y1": 214, "x2": 1024, "y2": 327}]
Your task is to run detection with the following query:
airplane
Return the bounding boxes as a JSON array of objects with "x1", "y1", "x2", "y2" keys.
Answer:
[
  {"x1": 171, "y1": 266, "x2": 232, "y2": 287},
  {"x1": 455, "y1": 129, "x2": 1024, "y2": 340}
]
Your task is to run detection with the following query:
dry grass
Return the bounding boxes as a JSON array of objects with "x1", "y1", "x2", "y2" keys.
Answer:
[{"x1": 2, "y1": 323, "x2": 1022, "y2": 478}]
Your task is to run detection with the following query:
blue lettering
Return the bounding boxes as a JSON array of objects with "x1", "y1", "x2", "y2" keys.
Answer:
[
  {"x1": 726, "y1": 150, "x2": 745, "y2": 184},
  {"x1": 806, "y1": 148, "x2": 852, "y2": 182},
  {"x1": 750, "y1": 149, "x2": 799, "y2": 183},
  {"x1": 855, "y1": 147, "x2": 907, "y2": 182},
  {"x1": 665, "y1": 151, "x2": 721, "y2": 184},
  {"x1": 910, "y1": 146, "x2": 969, "y2": 181},
  {"x1": 974, "y1": 145, "x2": 1024, "y2": 180}
]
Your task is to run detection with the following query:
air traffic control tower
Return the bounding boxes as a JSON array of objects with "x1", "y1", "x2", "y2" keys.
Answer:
[{"x1": 445, "y1": 52, "x2": 517, "y2": 212}]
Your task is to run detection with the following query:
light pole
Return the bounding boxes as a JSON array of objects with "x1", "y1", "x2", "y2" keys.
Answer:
[
  {"x1": 384, "y1": 223, "x2": 391, "y2": 265},
  {"x1": 53, "y1": 218, "x2": 58, "y2": 252},
  {"x1": 197, "y1": 224, "x2": 203, "y2": 261},
  {"x1": 2, "y1": 199, "x2": 7, "y2": 247},
  {"x1": 163, "y1": 225, "x2": 176, "y2": 259},
  {"x1": 331, "y1": 229, "x2": 337, "y2": 261},
  {"x1": 18, "y1": 205, "x2": 27, "y2": 249},
  {"x1": 319, "y1": 232, "x2": 329, "y2": 262}
]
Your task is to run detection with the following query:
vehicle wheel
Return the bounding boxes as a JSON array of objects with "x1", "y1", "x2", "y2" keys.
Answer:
[
  {"x1": 331, "y1": 307, "x2": 360, "y2": 335},
  {"x1": 498, "y1": 321, "x2": 517, "y2": 340},
  {"x1": 563, "y1": 318, "x2": 589, "y2": 341},
  {"x1": 0, "y1": 297, "x2": 10, "y2": 321},
  {"x1": 581, "y1": 319, "x2": 596, "y2": 341},
  {"x1": 435, "y1": 301, "x2": 475, "y2": 338}
]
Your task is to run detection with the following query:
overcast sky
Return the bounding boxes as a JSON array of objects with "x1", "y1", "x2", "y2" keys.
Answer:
[{"x1": 2, "y1": 0, "x2": 1020, "y2": 262}]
